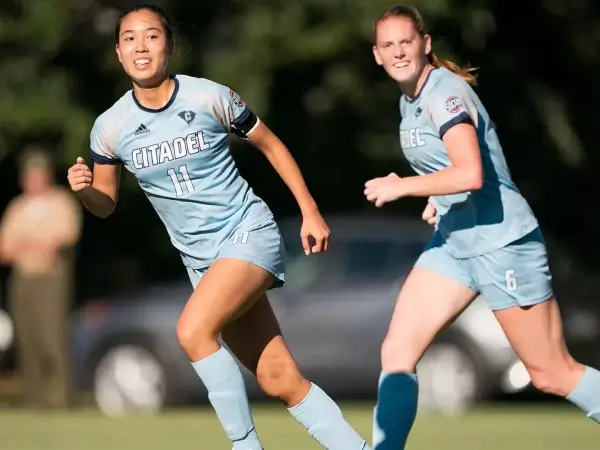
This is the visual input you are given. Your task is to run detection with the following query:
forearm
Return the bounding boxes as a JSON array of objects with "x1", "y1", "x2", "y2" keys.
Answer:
[
  {"x1": 76, "y1": 186, "x2": 116, "y2": 219},
  {"x1": 262, "y1": 145, "x2": 318, "y2": 214},
  {"x1": 401, "y1": 166, "x2": 483, "y2": 197}
]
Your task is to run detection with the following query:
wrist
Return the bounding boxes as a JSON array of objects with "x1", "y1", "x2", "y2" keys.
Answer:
[
  {"x1": 395, "y1": 177, "x2": 412, "y2": 198},
  {"x1": 298, "y1": 198, "x2": 319, "y2": 216}
]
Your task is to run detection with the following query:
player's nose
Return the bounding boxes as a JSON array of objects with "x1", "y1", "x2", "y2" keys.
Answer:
[
  {"x1": 135, "y1": 42, "x2": 149, "y2": 53},
  {"x1": 392, "y1": 43, "x2": 405, "y2": 58}
]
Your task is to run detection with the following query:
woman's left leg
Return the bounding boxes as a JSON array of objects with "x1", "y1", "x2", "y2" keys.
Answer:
[
  {"x1": 477, "y1": 229, "x2": 600, "y2": 424},
  {"x1": 495, "y1": 299, "x2": 600, "y2": 423},
  {"x1": 223, "y1": 293, "x2": 371, "y2": 449}
]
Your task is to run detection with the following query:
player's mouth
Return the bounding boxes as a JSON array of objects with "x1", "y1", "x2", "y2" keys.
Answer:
[
  {"x1": 134, "y1": 58, "x2": 151, "y2": 68},
  {"x1": 393, "y1": 61, "x2": 410, "y2": 69}
]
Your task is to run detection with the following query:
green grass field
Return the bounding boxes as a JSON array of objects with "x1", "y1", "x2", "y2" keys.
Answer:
[{"x1": 0, "y1": 403, "x2": 595, "y2": 449}]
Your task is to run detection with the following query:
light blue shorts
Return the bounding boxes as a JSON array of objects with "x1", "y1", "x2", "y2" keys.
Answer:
[
  {"x1": 415, "y1": 227, "x2": 554, "y2": 311},
  {"x1": 186, "y1": 217, "x2": 286, "y2": 290}
]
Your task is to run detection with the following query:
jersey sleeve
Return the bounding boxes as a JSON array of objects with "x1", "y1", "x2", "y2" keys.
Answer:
[
  {"x1": 427, "y1": 89, "x2": 477, "y2": 138},
  {"x1": 213, "y1": 84, "x2": 260, "y2": 138},
  {"x1": 89, "y1": 117, "x2": 120, "y2": 165}
]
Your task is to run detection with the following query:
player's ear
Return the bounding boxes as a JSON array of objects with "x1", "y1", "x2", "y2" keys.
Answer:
[
  {"x1": 115, "y1": 44, "x2": 123, "y2": 63},
  {"x1": 423, "y1": 34, "x2": 432, "y2": 57},
  {"x1": 373, "y1": 45, "x2": 383, "y2": 66}
]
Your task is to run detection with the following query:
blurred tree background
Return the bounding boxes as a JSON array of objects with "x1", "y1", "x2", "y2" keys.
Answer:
[{"x1": 1, "y1": 0, "x2": 599, "y2": 302}]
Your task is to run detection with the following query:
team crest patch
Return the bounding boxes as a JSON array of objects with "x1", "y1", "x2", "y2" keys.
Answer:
[
  {"x1": 178, "y1": 110, "x2": 196, "y2": 125},
  {"x1": 229, "y1": 89, "x2": 245, "y2": 108},
  {"x1": 444, "y1": 96, "x2": 462, "y2": 113}
]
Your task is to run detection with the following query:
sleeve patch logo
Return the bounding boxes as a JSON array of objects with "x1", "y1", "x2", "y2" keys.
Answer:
[
  {"x1": 444, "y1": 96, "x2": 462, "y2": 113},
  {"x1": 229, "y1": 89, "x2": 245, "y2": 108}
]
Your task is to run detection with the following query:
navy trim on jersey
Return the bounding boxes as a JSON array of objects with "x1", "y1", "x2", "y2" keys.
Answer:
[
  {"x1": 233, "y1": 108, "x2": 252, "y2": 127},
  {"x1": 439, "y1": 111, "x2": 473, "y2": 138},
  {"x1": 132, "y1": 74, "x2": 180, "y2": 113},
  {"x1": 406, "y1": 67, "x2": 440, "y2": 104},
  {"x1": 90, "y1": 149, "x2": 120, "y2": 165}
]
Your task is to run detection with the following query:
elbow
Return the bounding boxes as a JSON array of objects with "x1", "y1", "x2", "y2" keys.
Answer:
[
  {"x1": 255, "y1": 142, "x2": 279, "y2": 159},
  {"x1": 464, "y1": 169, "x2": 484, "y2": 191}
]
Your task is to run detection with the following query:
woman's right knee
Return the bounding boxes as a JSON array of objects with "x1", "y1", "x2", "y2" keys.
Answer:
[
  {"x1": 176, "y1": 314, "x2": 220, "y2": 361},
  {"x1": 380, "y1": 267, "x2": 477, "y2": 373},
  {"x1": 380, "y1": 333, "x2": 423, "y2": 373}
]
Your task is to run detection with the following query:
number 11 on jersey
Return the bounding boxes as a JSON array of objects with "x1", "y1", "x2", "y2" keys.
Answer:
[{"x1": 168, "y1": 165, "x2": 195, "y2": 197}]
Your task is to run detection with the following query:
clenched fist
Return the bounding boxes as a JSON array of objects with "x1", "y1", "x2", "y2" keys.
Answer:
[
  {"x1": 422, "y1": 200, "x2": 437, "y2": 226},
  {"x1": 67, "y1": 157, "x2": 93, "y2": 192}
]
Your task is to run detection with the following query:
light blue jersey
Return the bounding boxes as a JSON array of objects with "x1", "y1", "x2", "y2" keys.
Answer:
[
  {"x1": 89, "y1": 74, "x2": 280, "y2": 272},
  {"x1": 399, "y1": 67, "x2": 552, "y2": 310},
  {"x1": 399, "y1": 67, "x2": 538, "y2": 258}
]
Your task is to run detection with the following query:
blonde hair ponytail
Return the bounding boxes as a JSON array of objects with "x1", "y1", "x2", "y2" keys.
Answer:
[{"x1": 428, "y1": 52, "x2": 477, "y2": 85}]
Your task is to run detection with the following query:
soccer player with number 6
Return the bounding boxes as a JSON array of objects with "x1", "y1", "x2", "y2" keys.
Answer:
[
  {"x1": 365, "y1": 5, "x2": 600, "y2": 449},
  {"x1": 67, "y1": 4, "x2": 370, "y2": 450}
]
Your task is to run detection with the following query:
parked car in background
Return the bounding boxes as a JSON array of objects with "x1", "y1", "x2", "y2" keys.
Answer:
[{"x1": 68, "y1": 215, "x2": 530, "y2": 416}]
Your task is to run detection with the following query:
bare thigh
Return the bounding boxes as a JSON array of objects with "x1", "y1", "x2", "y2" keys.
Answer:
[
  {"x1": 222, "y1": 294, "x2": 309, "y2": 406},
  {"x1": 382, "y1": 266, "x2": 477, "y2": 373},
  {"x1": 493, "y1": 299, "x2": 584, "y2": 395},
  {"x1": 176, "y1": 258, "x2": 275, "y2": 361}
]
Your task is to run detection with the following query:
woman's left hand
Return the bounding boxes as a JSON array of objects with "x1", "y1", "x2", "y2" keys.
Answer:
[{"x1": 300, "y1": 210, "x2": 330, "y2": 255}]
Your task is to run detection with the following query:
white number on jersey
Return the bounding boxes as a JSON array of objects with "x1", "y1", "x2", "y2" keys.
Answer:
[
  {"x1": 167, "y1": 165, "x2": 195, "y2": 197},
  {"x1": 231, "y1": 232, "x2": 249, "y2": 244}
]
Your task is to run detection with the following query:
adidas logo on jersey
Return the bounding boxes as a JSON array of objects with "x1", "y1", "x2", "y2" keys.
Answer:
[{"x1": 134, "y1": 124, "x2": 150, "y2": 136}]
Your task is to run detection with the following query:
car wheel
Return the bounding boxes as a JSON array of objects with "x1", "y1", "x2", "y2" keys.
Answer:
[
  {"x1": 93, "y1": 344, "x2": 168, "y2": 416},
  {"x1": 416, "y1": 341, "x2": 482, "y2": 415}
]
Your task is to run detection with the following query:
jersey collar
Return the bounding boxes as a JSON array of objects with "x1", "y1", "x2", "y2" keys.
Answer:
[{"x1": 131, "y1": 74, "x2": 180, "y2": 113}]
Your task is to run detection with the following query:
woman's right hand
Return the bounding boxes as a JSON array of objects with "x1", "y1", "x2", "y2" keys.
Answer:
[
  {"x1": 422, "y1": 200, "x2": 437, "y2": 226},
  {"x1": 67, "y1": 157, "x2": 93, "y2": 193}
]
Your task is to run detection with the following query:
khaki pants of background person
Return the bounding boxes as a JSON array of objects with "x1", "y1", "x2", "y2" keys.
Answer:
[{"x1": 8, "y1": 262, "x2": 71, "y2": 409}]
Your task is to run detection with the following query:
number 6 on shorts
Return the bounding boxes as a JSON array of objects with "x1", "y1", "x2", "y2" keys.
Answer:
[{"x1": 505, "y1": 269, "x2": 517, "y2": 292}]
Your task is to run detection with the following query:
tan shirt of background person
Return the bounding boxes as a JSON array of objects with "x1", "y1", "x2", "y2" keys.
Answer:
[{"x1": 0, "y1": 149, "x2": 82, "y2": 274}]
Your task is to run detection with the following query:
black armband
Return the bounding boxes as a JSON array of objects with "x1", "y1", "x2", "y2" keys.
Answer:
[{"x1": 231, "y1": 112, "x2": 259, "y2": 138}]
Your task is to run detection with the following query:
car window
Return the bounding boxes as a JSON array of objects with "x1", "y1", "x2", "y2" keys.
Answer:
[
  {"x1": 282, "y1": 236, "x2": 426, "y2": 291},
  {"x1": 283, "y1": 240, "x2": 343, "y2": 290},
  {"x1": 345, "y1": 239, "x2": 425, "y2": 278}
]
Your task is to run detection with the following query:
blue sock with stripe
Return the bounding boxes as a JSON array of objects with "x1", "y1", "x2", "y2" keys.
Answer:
[
  {"x1": 288, "y1": 383, "x2": 370, "y2": 449},
  {"x1": 373, "y1": 371, "x2": 419, "y2": 449},
  {"x1": 192, "y1": 347, "x2": 262, "y2": 449},
  {"x1": 566, "y1": 365, "x2": 600, "y2": 423}
]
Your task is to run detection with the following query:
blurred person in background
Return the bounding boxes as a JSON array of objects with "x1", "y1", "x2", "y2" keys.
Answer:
[
  {"x1": 364, "y1": 4, "x2": 600, "y2": 449},
  {"x1": 0, "y1": 147, "x2": 82, "y2": 410}
]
